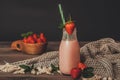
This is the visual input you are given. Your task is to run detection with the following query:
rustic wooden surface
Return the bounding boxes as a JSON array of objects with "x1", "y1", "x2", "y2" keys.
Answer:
[{"x1": 0, "y1": 41, "x2": 88, "y2": 80}]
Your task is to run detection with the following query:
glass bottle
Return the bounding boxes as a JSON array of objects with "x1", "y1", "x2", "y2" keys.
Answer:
[{"x1": 59, "y1": 27, "x2": 80, "y2": 75}]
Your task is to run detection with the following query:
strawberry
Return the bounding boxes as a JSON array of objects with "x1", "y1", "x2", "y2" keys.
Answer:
[
  {"x1": 65, "y1": 21, "x2": 75, "y2": 35},
  {"x1": 37, "y1": 38, "x2": 42, "y2": 43},
  {"x1": 29, "y1": 39, "x2": 35, "y2": 44},
  {"x1": 40, "y1": 33, "x2": 47, "y2": 43},
  {"x1": 21, "y1": 32, "x2": 47, "y2": 44},
  {"x1": 32, "y1": 33, "x2": 38, "y2": 43},
  {"x1": 71, "y1": 68, "x2": 81, "y2": 79},
  {"x1": 23, "y1": 37, "x2": 28, "y2": 43},
  {"x1": 33, "y1": 33, "x2": 38, "y2": 40},
  {"x1": 78, "y1": 62, "x2": 87, "y2": 70},
  {"x1": 27, "y1": 36, "x2": 34, "y2": 43},
  {"x1": 41, "y1": 38, "x2": 46, "y2": 43}
]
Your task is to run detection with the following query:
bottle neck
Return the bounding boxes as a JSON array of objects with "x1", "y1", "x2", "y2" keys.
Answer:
[{"x1": 62, "y1": 28, "x2": 78, "y2": 41}]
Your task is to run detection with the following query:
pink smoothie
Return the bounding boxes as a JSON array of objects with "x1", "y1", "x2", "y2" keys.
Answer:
[{"x1": 59, "y1": 40, "x2": 80, "y2": 75}]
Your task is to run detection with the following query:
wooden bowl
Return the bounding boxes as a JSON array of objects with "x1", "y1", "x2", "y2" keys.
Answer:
[{"x1": 11, "y1": 40, "x2": 47, "y2": 55}]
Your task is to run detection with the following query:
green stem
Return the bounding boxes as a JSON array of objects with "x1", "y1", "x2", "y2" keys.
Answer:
[{"x1": 69, "y1": 14, "x2": 72, "y2": 21}]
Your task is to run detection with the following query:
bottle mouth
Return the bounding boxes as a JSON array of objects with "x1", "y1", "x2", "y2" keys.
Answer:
[{"x1": 62, "y1": 28, "x2": 77, "y2": 41}]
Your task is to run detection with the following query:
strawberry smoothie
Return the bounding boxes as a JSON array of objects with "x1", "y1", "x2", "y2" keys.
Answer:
[
  {"x1": 59, "y1": 40, "x2": 80, "y2": 75},
  {"x1": 58, "y1": 4, "x2": 80, "y2": 75}
]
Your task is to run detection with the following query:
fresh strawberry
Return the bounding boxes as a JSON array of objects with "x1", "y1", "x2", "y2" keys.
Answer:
[
  {"x1": 65, "y1": 21, "x2": 75, "y2": 35},
  {"x1": 21, "y1": 32, "x2": 47, "y2": 44},
  {"x1": 23, "y1": 37, "x2": 28, "y2": 43},
  {"x1": 32, "y1": 33, "x2": 38, "y2": 42},
  {"x1": 27, "y1": 36, "x2": 33, "y2": 40},
  {"x1": 71, "y1": 68, "x2": 81, "y2": 79},
  {"x1": 41, "y1": 38, "x2": 46, "y2": 43},
  {"x1": 29, "y1": 39, "x2": 35, "y2": 44},
  {"x1": 40, "y1": 33, "x2": 47, "y2": 43},
  {"x1": 37, "y1": 38, "x2": 42, "y2": 43},
  {"x1": 27, "y1": 36, "x2": 34, "y2": 43},
  {"x1": 78, "y1": 62, "x2": 87, "y2": 70}
]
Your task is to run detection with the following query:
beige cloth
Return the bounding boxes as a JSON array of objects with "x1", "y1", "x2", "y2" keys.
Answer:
[
  {"x1": 80, "y1": 38, "x2": 120, "y2": 79},
  {"x1": 1, "y1": 38, "x2": 120, "y2": 79}
]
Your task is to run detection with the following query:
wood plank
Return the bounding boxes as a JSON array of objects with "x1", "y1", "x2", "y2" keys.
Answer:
[{"x1": 0, "y1": 72, "x2": 73, "y2": 80}]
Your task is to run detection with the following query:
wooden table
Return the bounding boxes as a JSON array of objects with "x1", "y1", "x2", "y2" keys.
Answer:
[{"x1": 0, "y1": 41, "x2": 87, "y2": 80}]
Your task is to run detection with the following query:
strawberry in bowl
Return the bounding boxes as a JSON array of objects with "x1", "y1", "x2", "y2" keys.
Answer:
[{"x1": 11, "y1": 32, "x2": 47, "y2": 55}]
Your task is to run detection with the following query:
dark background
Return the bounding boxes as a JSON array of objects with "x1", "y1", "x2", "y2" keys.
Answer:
[{"x1": 0, "y1": 0, "x2": 120, "y2": 41}]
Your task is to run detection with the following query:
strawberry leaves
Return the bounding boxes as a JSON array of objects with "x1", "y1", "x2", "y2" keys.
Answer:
[
  {"x1": 71, "y1": 62, "x2": 94, "y2": 80},
  {"x1": 82, "y1": 67, "x2": 94, "y2": 78},
  {"x1": 19, "y1": 64, "x2": 34, "y2": 73},
  {"x1": 51, "y1": 64, "x2": 59, "y2": 73},
  {"x1": 21, "y1": 31, "x2": 33, "y2": 38}
]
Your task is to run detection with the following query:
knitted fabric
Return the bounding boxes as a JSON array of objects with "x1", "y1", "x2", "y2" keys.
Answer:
[
  {"x1": 80, "y1": 38, "x2": 120, "y2": 79},
  {"x1": 116, "y1": 60, "x2": 120, "y2": 80},
  {"x1": 12, "y1": 51, "x2": 59, "y2": 67},
  {"x1": 1, "y1": 38, "x2": 120, "y2": 79}
]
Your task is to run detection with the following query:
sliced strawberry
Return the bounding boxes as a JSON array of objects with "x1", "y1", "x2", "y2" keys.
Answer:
[
  {"x1": 65, "y1": 21, "x2": 75, "y2": 35},
  {"x1": 71, "y1": 68, "x2": 81, "y2": 79}
]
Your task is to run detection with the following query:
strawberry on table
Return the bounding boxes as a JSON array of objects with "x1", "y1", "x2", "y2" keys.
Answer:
[
  {"x1": 78, "y1": 62, "x2": 87, "y2": 70},
  {"x1": 65, "y1": 21, "x2": 75, "y2": 35},
  {"x1": 71, "y1": 68, "x2": 81, "y2": 80}
]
